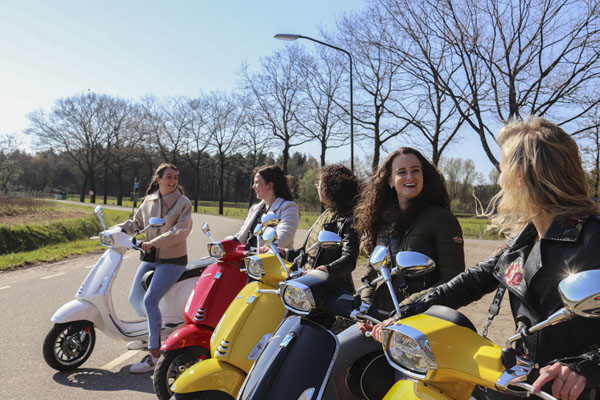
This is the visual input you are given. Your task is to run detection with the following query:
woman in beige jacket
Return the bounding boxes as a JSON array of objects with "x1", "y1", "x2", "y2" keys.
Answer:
[{"x1": 117, "y1": 163, "x2": 192, "y2": 374}]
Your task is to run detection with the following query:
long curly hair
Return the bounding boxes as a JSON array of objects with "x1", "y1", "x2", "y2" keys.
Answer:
[
  {"x1": 354, "y1": 147, "x2": 450, "y2": 253},
  {"x1": 255, "y1": 164, "x2": 294, "y2": 201},
  {"x1": 488, "y1": 117, "x2": 598, "y2": 236},
  {"x1": 143, "y1": 163, "x2": 184, "y2": 198},
  {"x1": 318, "y1": 164, "x2": 360, "y2": 215}
]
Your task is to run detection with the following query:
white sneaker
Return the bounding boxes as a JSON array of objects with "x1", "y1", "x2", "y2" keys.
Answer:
[
  {"x1": 130, "y1": 354, "x2": 158, "y2": 374},
  {"x1": 127, "y1": 340, "x2": 148, "y2": 350}
]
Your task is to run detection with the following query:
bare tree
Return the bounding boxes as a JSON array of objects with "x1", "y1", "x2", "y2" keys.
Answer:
[
  {"x1": 295, "y1": 46, "x2": 349, "y2": 166},
  {"x1": 26, "y1": 92, "x2": 113, "y2": 202},
  {"x1": 334, "y1": 5, "x2": 415, "y2": 171},
  {"x1": 381, "y1": 0, "x2": 600, "y2": 169},
  {"x1": 241, "y1": 45, "x2": 311, "y2": 173},
  {"x1": 0, "y1": 134, "x2": 22, "y2": 192},
  {"x1": 205, "y1": 91, "x2": 245, "y2": 215},
  {"x1": 377, "y1": 0, "x2": 470, "y2": 165}
]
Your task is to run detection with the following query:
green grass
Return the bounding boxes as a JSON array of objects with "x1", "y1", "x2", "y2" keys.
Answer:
[
  {"x1": 0, "y1": 207, "x2": 130, "y2": 270},
  {"x1": 1, "y1": 197, "x2": 498, "y2": 270}
]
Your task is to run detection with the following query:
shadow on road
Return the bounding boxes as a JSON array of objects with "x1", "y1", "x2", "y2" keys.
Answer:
[{"x1": 52, "y1": 366, "x2": 155, "y2": 394}]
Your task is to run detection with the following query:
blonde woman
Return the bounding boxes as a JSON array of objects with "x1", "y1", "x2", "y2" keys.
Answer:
[{"x1": 369, "y1": 117, "x2": 600, "y2": 399}]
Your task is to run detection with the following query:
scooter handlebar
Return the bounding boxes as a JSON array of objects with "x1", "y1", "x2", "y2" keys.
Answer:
[{"x1": 508, "y1": 382, "x2": 557, "y2": 400}]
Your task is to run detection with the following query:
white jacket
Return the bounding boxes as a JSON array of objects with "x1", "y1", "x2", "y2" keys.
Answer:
[{"x1": 234, "y1": 197, "x2": 299, "y2": 248}]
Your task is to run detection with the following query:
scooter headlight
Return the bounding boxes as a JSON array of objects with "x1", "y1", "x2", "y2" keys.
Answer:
[
  {"x1": 99, "y1": 231, "x2": 115, "y2": 247},
  {"x1": 281, "y1": 281, "x2": 315, "y2": 314},
  {"x1": 382, "y1": 324, "x2": 437, "y2": 379},
  {"x1": 208, "y1": 242, "x2": 225, "y2": 259},
  {"x1": 245, "y1": 255, "x2": 265, "y2": 279}
]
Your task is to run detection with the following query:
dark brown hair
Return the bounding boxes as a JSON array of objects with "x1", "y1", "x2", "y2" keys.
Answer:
[
  {"x1": 144, "y1": 163, "x2": 184, "y2": 197},
  {"x1": 354, "y1": 147, "x2": 450, "y2": 253},
  {"x1": 255, "y1": 164, "x2": 294, "y2": 201},
  {"x1": 318, "y1": 164, "x2": 360, "y2": 215}
]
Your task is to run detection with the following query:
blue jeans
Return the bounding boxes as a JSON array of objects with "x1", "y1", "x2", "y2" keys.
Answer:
[
  {"x1": 323, "y1": 324, "x2": 382, "y2": 400},
  {"x1": 129, "y1": 260, "x2": 186, "y2": 350}
]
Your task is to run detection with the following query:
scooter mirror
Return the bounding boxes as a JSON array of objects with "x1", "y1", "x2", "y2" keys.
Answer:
[
  {"x1": 202, "y1": 222, "x2": 210, "y2": 234},
  {"x1": 370, "y1": 245, "x2": 391, "y2": 271},
  {"x1": 559, "y1": 270, "x2": 600, "y2": 317},
  {"x1": 94, "y1": 205, "x2": 103, "y2": 216},
  {"x1": 253, "y1": 224, "x2": 263, "y2": 236},
  {"x1": 261, "y1": 213, "x2": 280, "y2": 227},
  {"x1": 149, "y1": 217, "x2": 166, "y2": 228},
  {"x1": 396, "y1": 251, "x2": 436, "y2": 277},
  {"x1": 317, "y1": 231, "x2": 342, "y2": 248},
  {"x1": 262, "y1": 227, "x2": 278, "y2": 246}
]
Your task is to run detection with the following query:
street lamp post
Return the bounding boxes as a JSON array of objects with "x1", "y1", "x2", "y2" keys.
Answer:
[{"x1": 274, "y1": 33, "x2": 354, "y2": 172}]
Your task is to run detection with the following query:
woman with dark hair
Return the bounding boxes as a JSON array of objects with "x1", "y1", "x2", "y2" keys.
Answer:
[
  {"x1": 116, "y1": 163, "x2": 193, "y2": 374},
  {"x1": 233, "y1": 164, "x2": 299, "y2": 249},
  {"x1": 355, "y1": 146, "x2": 464, "y2": 305},
  {"x1": 281, "y1": 164, "x2": 360, "y2": 293},
  {"x1": 324, "y1": 147, "x2": 464, "y2": 399},
  {"x1": 370, "y1": 118, "x2": 600, "y2": 399}
]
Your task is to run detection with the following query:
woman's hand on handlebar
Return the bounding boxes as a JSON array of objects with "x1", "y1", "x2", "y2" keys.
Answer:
[
  {"x1": 141, "y1": 242, "x2": 154, "y2": 252},
  {"x1": 367, "y1": 318, "x2": 396, "y2": 342},
  {"x1": 531, "y1": 362, "x2": 587, "y2": 400}
]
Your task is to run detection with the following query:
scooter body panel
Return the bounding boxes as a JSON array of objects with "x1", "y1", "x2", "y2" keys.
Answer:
[
  {"x1": 51, "y1": 299, "x2": 100, "y2": 325},
  {"x1": 169, "y1": 358, "x2": 246, "y2": 395},
  {"x1": 238, "y1": 315, "x2": 338, "y2": 400},
  {"x1": 395, "y1": 314, "x2": 503, "y2": 387},
  {"x1": 210, "y1": 280, "x2": 286, "y2": 372},
  {"x1": 183, "y1": 261, "x2": 247, "y2": 328},
  {"x1": 383, "y1": 379, "x2": 455, "y2": 400},
  {"x1": 160, "y1": 323, "x2": 212, "y2": 351}
]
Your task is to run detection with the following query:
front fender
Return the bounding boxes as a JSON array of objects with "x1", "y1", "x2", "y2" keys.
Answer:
[
  {"x1": 51, "y1": 299, "x2": 99, "y2": 325},
  {"x1": 170, "y1": 358, "x2": 245, "y2": 396},
  {"x1": 383, "y1": 379, "x2": 453, "y2": 400},
  {"x1": 160, "y1": 323, "x2": 212, "y2": 352}
]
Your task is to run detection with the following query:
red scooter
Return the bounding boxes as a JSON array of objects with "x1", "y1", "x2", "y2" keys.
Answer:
[{"x1": 152, "y1": 222, "x2": 249, "y2": 400}]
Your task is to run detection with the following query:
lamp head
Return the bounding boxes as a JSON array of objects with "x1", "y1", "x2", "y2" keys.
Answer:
[{"x1": 274, "y1": 33, "x2": 301, "y2": 41}]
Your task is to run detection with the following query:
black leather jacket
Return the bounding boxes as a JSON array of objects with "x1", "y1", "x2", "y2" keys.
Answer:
[
  {"x1": 289, "y1": 212, "x2": 359, "y2": 293},
  {"x1": 405, "y1": 215, "x2": 600, "y2": 389}
]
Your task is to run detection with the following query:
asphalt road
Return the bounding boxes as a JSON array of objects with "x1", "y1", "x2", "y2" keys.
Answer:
[{"x1": 0, "y1": 210, "x2": 308, "y2": 400}]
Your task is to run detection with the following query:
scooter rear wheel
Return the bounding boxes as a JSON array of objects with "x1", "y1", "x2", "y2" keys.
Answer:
[
  {"x1": 43, "y1": 320, "x2": 96, "y2": 371},
  {"x1": 153, "y1": 346, "x2": 210, "y2": 400}
]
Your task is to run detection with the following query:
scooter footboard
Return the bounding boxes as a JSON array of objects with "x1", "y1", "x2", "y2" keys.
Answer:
[
  {"x1": 383, "y1": 379, "x2": 454, "y2": 400},
  {"x1": 238, "y1": 315, "x2": 339, "y2": 400},
  {"x1": 171, "y1": 358, "x2": 245, "y2": 396}
]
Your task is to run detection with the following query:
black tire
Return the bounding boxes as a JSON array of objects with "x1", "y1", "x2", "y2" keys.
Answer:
[
  {"x1": 153, "y1": 346, "x2": 210, "y2": 400},
  {"x1": 43, "y1": 320, "x2": 96, "y2": 371},
  {"x1": 173, "y1": 391, "x2": 234, "y2": 400}
]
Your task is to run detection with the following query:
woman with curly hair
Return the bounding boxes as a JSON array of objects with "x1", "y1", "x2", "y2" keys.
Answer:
[
  {"x1": 282, "y1": 164, "x2": 360, "y2": 292},
  {"x1": 369, "y1": 118, "x2": 600, "y2": 399},
  {"x1": 324, "y1": 147, "x2": 464, "y2": 399},
  {"x1": 355, "y1": 146, "x2": 465, "y2": 305}
]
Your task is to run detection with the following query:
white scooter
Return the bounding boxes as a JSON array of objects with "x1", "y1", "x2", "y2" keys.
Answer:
[{"x1": 42, "y1": 206, "x2": 207, "y2": 371}]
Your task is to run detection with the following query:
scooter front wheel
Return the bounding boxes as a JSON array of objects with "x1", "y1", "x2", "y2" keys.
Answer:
[
  {"x1": 43, "y1": 320, "x2": 96, "y2": 371},
  {"x1": 153, "y1": 346, "x2": 210, "y2": 400}
]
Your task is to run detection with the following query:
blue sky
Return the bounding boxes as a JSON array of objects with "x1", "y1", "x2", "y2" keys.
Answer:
[{"x1": 0, "y1": 0, "x2": 497, "y2": 178}]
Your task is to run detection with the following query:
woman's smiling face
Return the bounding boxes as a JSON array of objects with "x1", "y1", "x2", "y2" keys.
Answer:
[
  {"x1": 157, "y1": 168, "x2": 179, "y2": 196},
  {"x1": 388, "y1": 153, "x2": 424, "y2": 210}
]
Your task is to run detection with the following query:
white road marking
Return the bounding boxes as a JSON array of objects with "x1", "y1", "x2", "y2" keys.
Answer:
[
  {"x1": 40, "y1": 272, "x2": 65, "y2": 280},
  {"x1": 102, "y1": 350, "x2": 141, "y2": 370},
  {"x1": 0, "y1": 286, "x2": 11, "y2": 290}
]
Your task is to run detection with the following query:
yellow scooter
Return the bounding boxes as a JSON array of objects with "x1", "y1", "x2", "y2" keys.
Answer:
[
  {"x1": 170, "y1": 224, "x2": 299, "y2": 400},
  {"x1": 381, "y1": 269, "x2": 600, "y2": 400}
]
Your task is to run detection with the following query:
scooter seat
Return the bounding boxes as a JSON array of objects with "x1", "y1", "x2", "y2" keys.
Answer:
[
  {"x1": 141, "y1": 263, "x2": 206, "y2": 291},
  {"x1": 423, "y1": 305, "x2": 477, "y2": 332}
]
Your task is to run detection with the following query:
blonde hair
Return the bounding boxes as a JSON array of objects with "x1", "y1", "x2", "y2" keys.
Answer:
[{"x1": 488, "y1": 117, "x2": 597, "y2": 236}]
